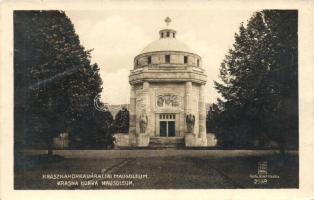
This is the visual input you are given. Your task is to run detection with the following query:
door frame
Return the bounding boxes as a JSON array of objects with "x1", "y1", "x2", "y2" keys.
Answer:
[{"x1": 158, "y1": 113, "x2": 176, "y2": 137}]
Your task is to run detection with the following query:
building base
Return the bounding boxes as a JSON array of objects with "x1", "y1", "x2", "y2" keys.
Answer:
[
  {"x1": 113, "y1": 133, "x2": 130, "y2": 147},
  {"x1": 206, "y1": 133, "x2": 218, "y2": 147},
  {"x1": 184, "y1": 133, "x2": 207, "y2": 147},
  {"x1": 113, "y1": 133, "x2": 217, "y2": 148}
]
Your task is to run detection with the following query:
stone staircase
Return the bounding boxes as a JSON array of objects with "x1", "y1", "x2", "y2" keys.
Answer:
[{"x1": 149, "y1": 137, "x2": 185, "y2": 148}]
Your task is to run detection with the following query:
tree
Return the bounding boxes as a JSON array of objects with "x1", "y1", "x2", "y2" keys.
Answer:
[
  {"x1": 14, "y1": 11, "x2": 103, "y2": 154},
  {"x1": 214, "y1": 10, "x2": 298, "y2": 150},
  {"x1": 70, "y1": 109, "x2": 114, "y2": 149},
  {"x1": 206, "y1": 104, "x2": 219, "y2": 133},
  {"x1": 114, "y1": 107, "x2": 129, "y2": 133}
]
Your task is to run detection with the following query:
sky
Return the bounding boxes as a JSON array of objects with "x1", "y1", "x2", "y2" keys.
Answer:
[{"x1": 66, "y1": 8, "x2": 256, "y2": 105}]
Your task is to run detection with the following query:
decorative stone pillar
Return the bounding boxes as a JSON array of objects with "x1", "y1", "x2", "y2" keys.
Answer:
[
  {"x1": 129, "y1": 85, "x2": 136, "y2": 133},
  {"x1": 142, "y1": 81, "x2": 150, "y2": 122},
  {"x1": 142, "y1": 82, "x2": 150, "y2": 112},
  {"x1": 184, "y1": 81, "x2": 194, "y2": 146},
  {"x1": 129, "y1": 85, "x2": 137, "y2": 146},
  {"x1": 185, "y1": 81, "x2": 192, "y2": 131},
  {"x1": 199, "y1": 84, "x2": 207, "y2": 144},
  {"x1": 143, "y1": 81, "x2": 152, "y2": 133},
  {"x1": 185, "y1": 83, "x2": 207, "y2": 147},
  {"x1": 135, "y1": 81, "x2": 150, "y2": 146}
]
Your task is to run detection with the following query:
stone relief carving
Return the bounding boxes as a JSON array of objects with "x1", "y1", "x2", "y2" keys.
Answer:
[
  {"x1": 186, "y1": 114, "x2": 195, "y2": 133},
  {"x1": 136, "y1": 93, "x2": 146, "y2": 111},
  {"x1": 157, "y1": 94, "x2": 180, "y2": 107},
  {"x1": 139, "y1": 113, "x2": 148, "y2": 133}
]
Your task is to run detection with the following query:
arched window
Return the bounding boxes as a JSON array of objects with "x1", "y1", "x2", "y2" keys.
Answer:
[
  {"x1": 148, "y1": 56, "x2": 151, "y2": 64},
  {"x1": 197, "y1": 59, "x2": 200, "y2": 67}
]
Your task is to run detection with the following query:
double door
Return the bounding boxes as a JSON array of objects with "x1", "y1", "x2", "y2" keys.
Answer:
[{"x1": 159, "y1": 114, "x2": 176, "y2": 137}]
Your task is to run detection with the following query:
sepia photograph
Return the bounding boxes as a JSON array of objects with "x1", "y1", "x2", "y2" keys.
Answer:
[
  {"x1": 1, "y1": 1, "x2": 314, "y2": 199},
  {"x1": 12, "y1": 8, "x2": 299, "y2": 189}
]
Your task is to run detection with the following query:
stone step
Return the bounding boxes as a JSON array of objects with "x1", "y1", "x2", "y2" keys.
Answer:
[{"x1": 149, "y1": 137, "x2": 185, "y2": 148}]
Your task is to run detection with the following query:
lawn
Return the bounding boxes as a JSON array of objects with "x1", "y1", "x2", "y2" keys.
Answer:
[{"x1": 14, "y1": 150, "x2": 298, "y2": 189}]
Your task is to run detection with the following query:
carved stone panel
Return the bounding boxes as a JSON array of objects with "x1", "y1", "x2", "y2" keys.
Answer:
[
  {"x1": 156, "y1": 94, "x2": 181, "y2": 107},
  {"x1": 136, "y1": 91, "x2": 146, "y2": 112}
]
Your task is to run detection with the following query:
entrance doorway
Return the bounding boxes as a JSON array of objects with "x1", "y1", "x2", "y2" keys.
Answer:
[{"x1": 159, "y1": 114, "x2": 176, "y2": 137}]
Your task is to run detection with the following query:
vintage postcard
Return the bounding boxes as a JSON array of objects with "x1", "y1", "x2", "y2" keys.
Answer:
[{"x1": 1, "y1": 0, "x2": 314, "y2": 200}]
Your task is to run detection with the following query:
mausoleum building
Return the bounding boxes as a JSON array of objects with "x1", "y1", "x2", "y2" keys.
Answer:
[{"x1": 115, "y1": 18, "x2": 216, "y2": 147}]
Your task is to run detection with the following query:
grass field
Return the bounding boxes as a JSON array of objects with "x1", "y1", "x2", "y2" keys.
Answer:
[{"x1": 14, "y1": 149, "x2": 298, "y2": 189}]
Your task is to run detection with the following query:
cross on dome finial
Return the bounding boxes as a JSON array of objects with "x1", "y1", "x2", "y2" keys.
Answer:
[
  {"x1": 159, "y1": 17, "x2": 176, "y2": 39},
  {"x1": 165, "y1": 17, "x2": 171, "y2": 26}
]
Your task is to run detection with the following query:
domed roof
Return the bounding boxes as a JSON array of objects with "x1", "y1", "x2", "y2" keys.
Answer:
[
  {"x1": 141, "y1": 38, "x2": 192, "y2": 54},
  {"x1": 140, "y1": 17, "x2": 193, "y2": 54}
]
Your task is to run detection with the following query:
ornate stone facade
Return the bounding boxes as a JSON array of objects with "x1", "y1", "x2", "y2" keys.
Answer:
[{"x1": 118, "y1": 18, "x2": 209, "y2": 147}]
